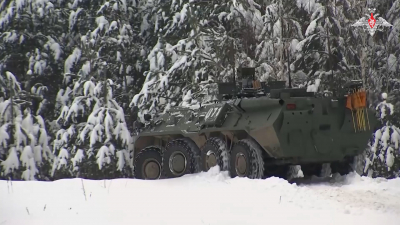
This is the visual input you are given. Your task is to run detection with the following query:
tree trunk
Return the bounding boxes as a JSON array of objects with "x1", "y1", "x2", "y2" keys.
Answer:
[
  {"x1": 360, "y1": 47, "x2": 366, "y2": 87},
  {"x1": 359, "y1": 33, "x2": 367, "y2": 88},
  {"x1": 124, "y1": 73, "x2": 128, "y2": 92},
  {"x1": 279, "y1": 0, "x2": 285, "y2": 81},
  {"x1": 326, "y1": 19, "x2": 335, "y2": 95},
  {"x1": 8, "y1": 81, "x2": 15, "y2": 145},
  {"x1": 287, "y1": 48, "x2": 291, "y2": 88},
  {"x1": 386, "y1": 46, "x2": 390, "y2": 93}
]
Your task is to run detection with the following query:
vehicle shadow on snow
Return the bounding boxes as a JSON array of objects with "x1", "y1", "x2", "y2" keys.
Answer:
[
  {"x1": 289, "y1": 175, "x2": 341, "y2": 185},
  {"x1": 287, "y1": 172, "x2": 373, "y2": 186}
]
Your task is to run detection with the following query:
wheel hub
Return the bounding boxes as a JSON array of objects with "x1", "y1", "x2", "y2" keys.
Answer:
[
  {"x1": 235, "y1": 153, "x2": 247, "y2": 177},
  {"x1": 169, "y1": 151, "x2": 187, "y2": 176},
  {"x1": 206, "y1": 151, "x2": 217, "y2": 170},
  {"x1": 142, "y1": 159, "x2": 161, "y2": 180}
]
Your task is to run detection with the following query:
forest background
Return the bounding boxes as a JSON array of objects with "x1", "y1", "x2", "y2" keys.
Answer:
[{"x1": 0, "y1": 0, "x2": 399, "y2": 180}]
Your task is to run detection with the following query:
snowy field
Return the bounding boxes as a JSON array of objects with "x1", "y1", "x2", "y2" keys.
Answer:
[{"x1": 1, "y1": 167, "x2": 400, "y2": 225}]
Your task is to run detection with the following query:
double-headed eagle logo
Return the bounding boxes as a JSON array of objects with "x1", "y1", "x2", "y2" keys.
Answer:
[{"x1": 351, "y1": 8, "x2": 393, "y2": 36}]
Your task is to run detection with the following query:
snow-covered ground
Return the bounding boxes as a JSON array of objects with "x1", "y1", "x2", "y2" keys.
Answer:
[{"x1": 1, "y1": 167, "x2": 400, "y2": 225}]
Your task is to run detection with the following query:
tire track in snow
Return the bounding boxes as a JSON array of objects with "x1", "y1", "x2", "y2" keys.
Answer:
[{"x1": 291, "y1": 174, "x2": 400, "y2": 215}]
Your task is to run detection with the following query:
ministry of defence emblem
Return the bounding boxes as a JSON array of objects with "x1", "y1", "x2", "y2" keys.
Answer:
[{"x1": 351, "y1": 8, "x2": 393, "y2": 36}]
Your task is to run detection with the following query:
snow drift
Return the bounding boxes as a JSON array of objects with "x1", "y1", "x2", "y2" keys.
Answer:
[{"x1": 1, "y1": 167, "x2": 400, "y2": 225}]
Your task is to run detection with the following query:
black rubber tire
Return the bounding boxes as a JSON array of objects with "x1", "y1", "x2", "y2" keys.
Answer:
[
  {"x1": 162, "y1": 138, "x2": 199, "y2": 178},
  {"x1": 229, "y1": 139, "x2": 264, "y2": 179},
  {"x1": 133, "y1": 146, "x2": 163, "y2": 180},
  {"x1": 200, "y1": 137, "x2": 230, "y2": 172},
  {"x1": 181, "y1": 137, "x2": 201, "y2": 173}
]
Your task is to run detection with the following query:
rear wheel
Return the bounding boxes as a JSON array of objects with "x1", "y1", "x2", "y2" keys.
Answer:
[
  {"x1": 229, "y1": 139, "x2": 264, "y2": 179},
  {"x1": 134, "y1": 146, "x2": 163, "y2": 180},
  {"x1": 200, "y1": 137, "x2": 230, "y2": 171},
  {"x1": 162, "y1": 138, "x2": 200, "y2": 178}
]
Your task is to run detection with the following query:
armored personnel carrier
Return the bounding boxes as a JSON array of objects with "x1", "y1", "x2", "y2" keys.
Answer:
[{"x1": 132, "y1": 68, "x2": 378, "y2": 180}]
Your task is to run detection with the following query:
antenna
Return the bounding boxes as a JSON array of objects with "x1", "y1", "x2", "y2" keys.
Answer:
[
  {"x1": 287, "y1": 49, "x2": 292, "y2": 88},
  {"x1": 233, "y1": 66, "x2": 236, "y2": 97}
]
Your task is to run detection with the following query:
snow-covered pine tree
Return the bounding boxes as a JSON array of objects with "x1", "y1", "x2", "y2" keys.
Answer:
[
  {"x1": 256, "y1": 0, "x2": 304, "y2": 84},
  {"x1": 197, "y1": 0, "x2": 262, "y2": 81},
  {"x1": 364, "y1": 93, "x2": 400, "y2": 178},
  {"x1": 340, "y1": 1, "x2": 400, "y2": 101},
  {"x1": 0, "y1": 0, "x2": 398, "y2": 181},
  {"x1": 51, "y1": 5, "x2": 134, "y2": 179},
  {"x1": 1, "y1": 2, "x2": 68, "y2": 181},
  {"x1": 0, "y1": 0, "x2": 65, "y2": 121},
  {"x1": 95, "y1": 0, "x2": 146, "y2": 111},
  {"x1": 131, "y1": 0, "x2": 280, "y2": 119},
  {"x1": 292, "y1": 0, "x2": 351, "y2": 94},
  {"x1": 361, "y1": 3, "x2": 400, "y2": 173},
  {"x1": 385, "y1": 1, "x2": 400, "y2": 128},
  {"x1": 130, "y1": 1, "x2": 211, "y2": 121},
  {"x1": 0, "y1": 71, "x2": 52, "y2": 180},
  {"x1": 52, "y1": 77, "x2": 133, "y2": 179}
]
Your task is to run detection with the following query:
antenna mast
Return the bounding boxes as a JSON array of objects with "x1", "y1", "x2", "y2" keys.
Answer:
[{"x1": 287, "y1": 48, "x2": 292, "y2": 88}]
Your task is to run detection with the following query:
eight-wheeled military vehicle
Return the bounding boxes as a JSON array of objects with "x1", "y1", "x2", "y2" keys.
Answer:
[{"x1": 132, "y1": 68, "x2": 378, "y2": 180}]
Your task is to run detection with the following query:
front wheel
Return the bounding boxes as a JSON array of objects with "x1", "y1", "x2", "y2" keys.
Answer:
[
  {"x1": 134, "y1": 146, "x2": 163, "y2": 180},
  {"x1": 229, "y1": 139, "x2": 264, "y2": 179}
]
